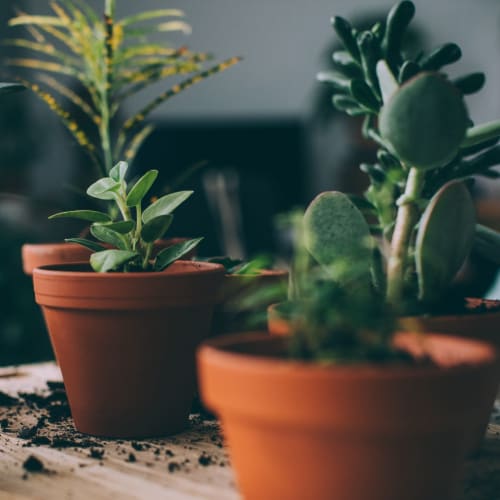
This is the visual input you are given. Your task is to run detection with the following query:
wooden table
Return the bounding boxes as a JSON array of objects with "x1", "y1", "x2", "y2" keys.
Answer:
[{"x1": 0, "y1": 363, "x2": 499, "y2": 500}]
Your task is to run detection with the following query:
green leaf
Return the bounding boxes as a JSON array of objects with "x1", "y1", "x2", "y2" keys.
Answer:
[
  {"x1": 376, "y1": 60, "x2": 398, "y2": 104},
  {"x1": 473, "y1": 224, "x2": 500, "y2": 265},
  {"x1": 87, "y1": 177, "x2": 120, "y2": 200},
  {"x1": 420, "y1": 43, "x2": 461, "y2": 71},
  {"x1": 154, "y1": 238, "x2": 203, "y2": 271},
  {"x1": 331, "y1": 16, "x2": 360, "y2": 62},
  {"x1": 64, "y1": 238, "x2": 107, "y2": 252},
  {"x1": 119, "y1": 9, "x2": 184, "y2": 27},
  {"x1": 126, "y1": 169, "x2": 158, "y2": 207},
  {"x1": 99, "y1": 220, "x2": 136, "y2": 234},
  {"x1": 109, "y1": 161, "x2": 129, "y2": 182},
  {"x1": 0, "y1": 83, "x2": 25, "y2": 96},
  {"x1": 452, "y1": 73, "x2": 485, "y2": 96},
  {"x1": 49, "y1": 210, "x2": 112, "y2": 222},
  {"x1": 90, "y1": 224, "x2": 128, "y2": 250},
  {"x1": 142, "y1": 190, "x2": 193, "y2": 223},
  {"x1": 415, "y1": 181, "x2": 475, "y2": 302},
  {"x1": 461, "y1": 120, "x2": 500, "y2": 149},
  {"x1": 141, "y1": 214, "x2": 173, "y2": 243},
  {"x1": 90, "y1": 250, "x2": 139, "y2": 273}
]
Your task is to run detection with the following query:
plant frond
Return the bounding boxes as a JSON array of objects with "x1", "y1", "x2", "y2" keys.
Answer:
[
  {"x1": 119, "y1": 9, "x2": 185, "y2": 27},
  {"x1": 6, "y1": 58, "x2": 83, "y2": 79},
  {"x1": 18, "y1": 78, "x2": 103, "y2": 175},
  {"x1": 3, "y1": 38, "x2": 81, "y2": 69},
  {"x1": 38, "y1": 73, "x2": 100, "y2": 125},
  {"x1": 8, "y1": 15, "x2": 66, "y2": 28},
  {"x1": 122, "y1": 124, "x2": 155, "y2": 166},
  {"x1": 123, "y1": 20, "x2": 191, "y2": 38},
  {"x1": 115, "y1": 57, "x2": 240, "y2": 154}
]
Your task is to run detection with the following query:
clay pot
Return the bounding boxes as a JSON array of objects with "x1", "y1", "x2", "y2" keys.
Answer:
[
  {"x1": 22, "y1": 237, "x2": 197, "y2": 276},
  {"x1": 22, "y1": 242, "x2": 92, "y2": 275},
  {"x1": 212, "y1": 270, "x2": 288, "y2": 335},
  {"x1": 198, "y1": 332, "x2": 498, "y2": 500},
  {"x1": 399, "y1": 298, "x2": 500, "y2": 453},
  {"x1": 33, "y1": 260, "x2": 224, "y2": 438},
  {"x1": 267, "y1": 301, "x2": 294, "y2": 336}
]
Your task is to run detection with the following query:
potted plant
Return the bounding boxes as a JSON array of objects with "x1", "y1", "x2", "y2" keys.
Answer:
[
  {"x1": 6, "y1": 0, "x2": 240, "y2": 273},
  {"x1": 33, "y1": 160, "x2": 225, "y2": 437},
  {"x1": 198, "y1": 273, "x2": 499, "y2": 500}
]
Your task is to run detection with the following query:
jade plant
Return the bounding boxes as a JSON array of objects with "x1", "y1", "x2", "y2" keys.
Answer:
[
  {"x1": 6, "y1": 0, "x2": 240, "y2": 178},
  {"x1": 304, "y1": 0, "x2": 500, "y2": 315},
  {"x1": 49, "y1": 161, "x2": 201, "y2": 272}
]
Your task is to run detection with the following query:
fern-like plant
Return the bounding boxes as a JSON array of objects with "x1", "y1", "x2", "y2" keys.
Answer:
[{"x1": 6, "y1": 0, "x2": 240, "y2": 179}]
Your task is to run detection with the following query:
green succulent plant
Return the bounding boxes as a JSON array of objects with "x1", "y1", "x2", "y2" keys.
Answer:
[
  {"x1": 6, "y1": 0, "x2": 240, "y2": 179},
  {"x1": 305, "y1": 0, "x2": 500, "y2": 314},
  {"x1": 49, "y1": 160, "x2": 202, "y2": 272}
]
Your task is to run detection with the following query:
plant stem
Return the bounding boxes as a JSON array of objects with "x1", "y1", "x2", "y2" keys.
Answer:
[{"x1": 386, "y1": 167, "x2": 425, "y2": 305}]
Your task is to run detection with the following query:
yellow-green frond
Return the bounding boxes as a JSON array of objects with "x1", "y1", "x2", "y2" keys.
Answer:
[
  {"x1": 7, "y1": 58, "x2": 83, "y2": 80},
  {"x1": 8, "y1": 15, "x2": 66, "y2": 28},
  {"x1": 122, "y1": 124, "x2": 155, "y2": 166},
  {"x1": 119, "y1": 9, "x2": 184, "y2": 28}
]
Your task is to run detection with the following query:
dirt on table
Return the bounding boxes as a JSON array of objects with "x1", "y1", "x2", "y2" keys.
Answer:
[{"x1": 0, "y1": 381, "x2": 227, "y2": 476}]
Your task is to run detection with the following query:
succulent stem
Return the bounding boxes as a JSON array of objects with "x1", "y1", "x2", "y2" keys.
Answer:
[{"x1": 386, "y1": 167, "x2": 425, "y2": 305}]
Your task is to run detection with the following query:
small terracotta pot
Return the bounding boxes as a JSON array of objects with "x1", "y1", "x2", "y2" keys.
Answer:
[
  {"x1": 22, "y1": 238, "x2": 197, "y2": 276},
  {"x1": 198, "y1": 332, "x2": 498, "y2": 500},
  {"x1": 34, "y1": 260, "x2": 224, "y2": 438},
  {"x1": 212, "y1": 270, "x2": 288, "y2": 335}
]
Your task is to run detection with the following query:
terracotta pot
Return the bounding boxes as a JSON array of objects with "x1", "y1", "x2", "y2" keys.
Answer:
[
  {"x1": 212, "y1": 270, "x2": 288, "y2": 335},
  {"x1": 33, "y1": 260, "x2": 224, "y2": 438},
  {"x1": 399, "y1": 298, "x2": 500, "y2": 453},
  {"x1": 198, "y1": 332, "x2": 498, "y2": 500},
  {"x1": 22, "y1": 237, "x2": 197, "y2": 276},
  {"x1": 267, "y1": 301, "x2": 294, "y2": 336}
]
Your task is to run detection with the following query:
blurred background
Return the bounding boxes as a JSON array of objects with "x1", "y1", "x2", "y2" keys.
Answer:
[{"x1": 1, "y1": 0, "x2": 500, "y2": 365}]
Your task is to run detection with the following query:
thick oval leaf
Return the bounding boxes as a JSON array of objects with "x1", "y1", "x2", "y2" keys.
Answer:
[
  {"x1": 142, "y1": 191, "x2": 193, "y2": 224},
  {"x1": 90, "y1": 224, "x2": 128, "y2": 250},
  {"x1": 90, "y1": 250, "x2": 139, "y2": 273},
  {"x1": 380, "y1": 72, "x2": 468, "y2": 170},
  {"x1": 154, "y1": 238, "x2": 203, "y2": 271},
  {"x1": 87, "y1": 177, "x2": 120, "y2": 200},
  {"x1": 303, "y1": 191, "x2": 373, "y2": 283},
  {"x1": 126, "y1": 169, "x2": 159, "y2": 207},
  {"x1": 0, "y1": 83, "x2": 25, "y2": 96},
  {"x1": 99, "y1": 220, "x2": 135, "y2": 234},
  {"x1": 415, "y1": 181, "x2": 475, "y2": 303},
  {"x1": 141, "y1": 214, "x2": 173, "y2": 243},
  {"x1": 64, "y1": 238, "x2": 106, "y2": 252},
  {"x1": 48, "y1": 210, "x2": 111, "y2": 223},
  {"x1": 109, "y1": 161, "x2": 129, "y2": 182}
]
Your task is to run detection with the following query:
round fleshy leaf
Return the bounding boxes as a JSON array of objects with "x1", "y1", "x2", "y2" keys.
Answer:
[
  {"x1": 303, "y1": 191, "x2": 373, "y2": 282},
  {"x1": 126, "y1": 170, "x2": 158, "y2": 207},
  {"x1": 415, "y1": 180, "x2": 475, "y2": 303},
  {"x1": 141, "y1": 214, "x2": 173, "y2": 243},
  {"x1": 90, "y1": 250, "x2": 139, "y2": 273},
  {"x1": 380, "y1": 72, "x2": 468, "y2": 170},
  {"x1": 87, "y1": 177, "x2": 120, "y2": 200}
]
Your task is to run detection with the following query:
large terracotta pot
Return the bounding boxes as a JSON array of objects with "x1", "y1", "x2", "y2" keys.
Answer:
[
  {"x1": 33, "y1": 260, "x2": 224, "y2": 438},
  {"x1": 198, "y1": 332, "x2": 498, "y2": 500},
  {"x1": 22, "y1": 237, "x2": 197, "y2": 275},
  {"x1": 212, "y1": 270, "x2": 288, "y2": 335}
]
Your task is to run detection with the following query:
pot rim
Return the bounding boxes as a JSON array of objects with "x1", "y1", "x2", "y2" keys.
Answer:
[
  {"x1": 33, "y1": 259, "x2": 224, "y2": 279},
  {"x1": 199, "y1": 331, "x2": 498, "y2": 380}
]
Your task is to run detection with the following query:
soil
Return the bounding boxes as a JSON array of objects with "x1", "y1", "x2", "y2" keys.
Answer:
[{"x1": 0, "y1": 379, "x2": 228, "y2": 477}]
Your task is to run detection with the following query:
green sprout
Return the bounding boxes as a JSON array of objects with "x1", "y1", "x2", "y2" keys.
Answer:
[
  {"x1": 49, "y1": 160, "x2": 202, "y2": 272},
  {"x1": 7, "y1": 0, "x2": 240, "y2": 178}
]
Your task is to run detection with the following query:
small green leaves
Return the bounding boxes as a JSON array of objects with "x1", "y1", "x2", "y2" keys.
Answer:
[
  {"x1": 126, "y1": 169, "x2": 158, "y2": 207},
  {"x1": 382, "y1": 1, "x2": 415, "y2": 70},
  {"x1": 64, "y1": 238, "x2": 106, "y2": 252},
  {"x1": 99, "y1": 221, "x2": 136, "y2": 234},
  {"x1": 415, "y1": 181, "x2": 475, "y2": 303},
  {"x1": 87, "y1": 177, "x2": 120, "y2": 200},
  {"x1": 379, "y1": 72, "x2": 468, "y2": 169},
  {"x1": 331, "y1": 16, "x2": 360, "y2": 62},
  {"x1": 376, "y1": 60, "x2": 398, "y2": 104},
  {"x1": 90, "y1": 250, "x2": 139, "y2": 273},
  {"x1": 349, "y1": 79, "x2": 380, "y2": 112},
  {"x1": 154, "y1": 238, "x2": 203, "y2": 271},
  {"x1": 90, "y1": 224, "x2": 128, "y2": 250},
  {"x1": 141, "y1": 214, "x2": 173, "y2": 243},
  {"x1": 142, "y1": 190, "x2": 193, "y2": 223},
  {"x1": 109, "y1": 161, "x2": 129, "y2": 182},
  {"x1": 452, "y1": 73, "x2": 485, "y2": 96},
  {"x1": 420, "y1": 43, "x2": 461, "y2": 71},
  {"x1": 49, "y1": 210, "x2": 112, "y2": 222},
  {"x1": 461, "y1": 120, "x2": 500, "y2": 149}
]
